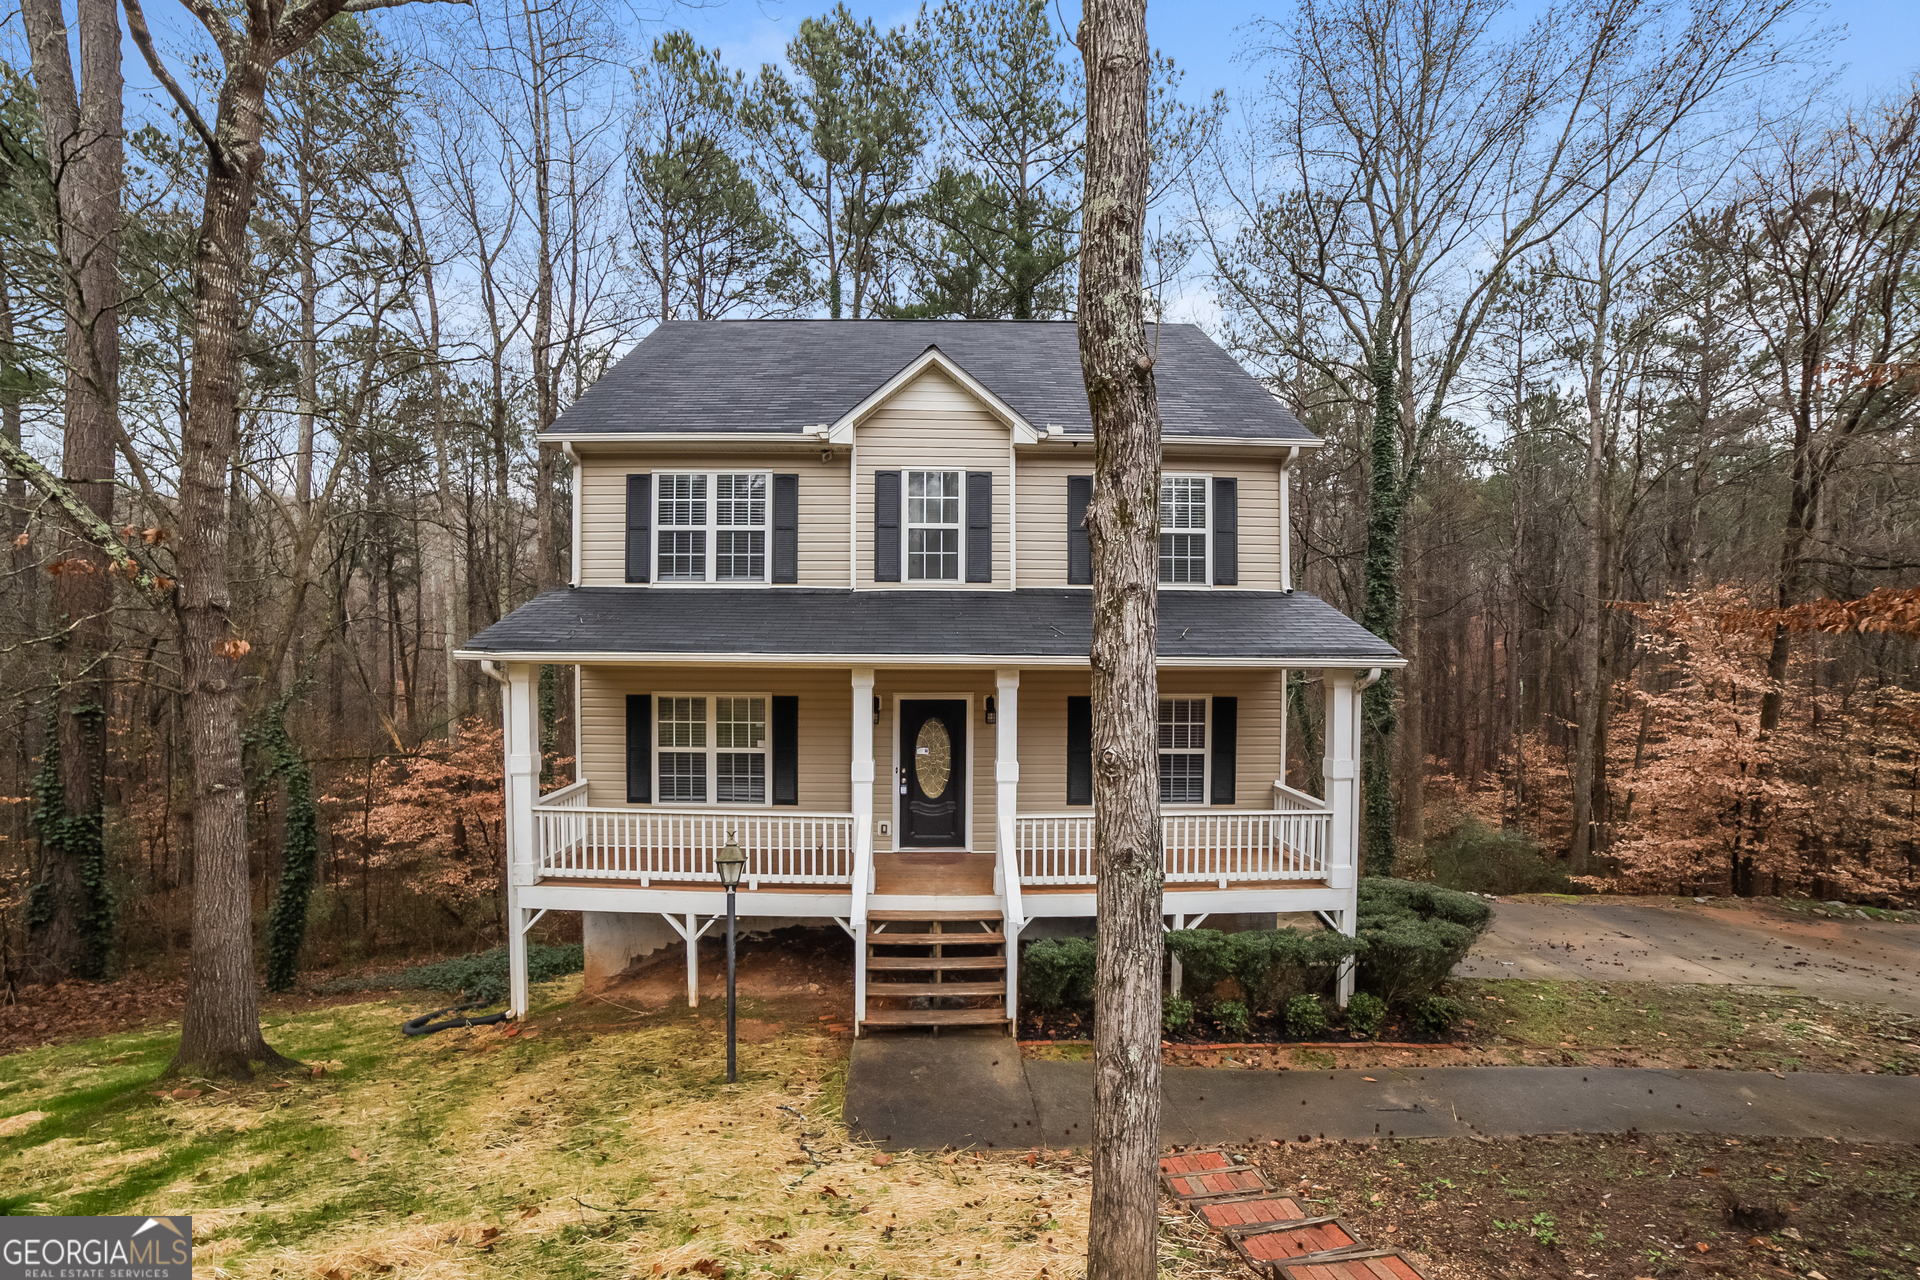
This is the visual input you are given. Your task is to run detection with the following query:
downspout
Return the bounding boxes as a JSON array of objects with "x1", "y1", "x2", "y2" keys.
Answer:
[
  {"x1": 479, "y1": 660, "x2": 509, "y2": 685},
  {"x1": 1280, "y1": 445, "x2": 1300, "y2": 593},
  {"x1": 561, "y1": 441, "x2": 581, "y2": 589}
]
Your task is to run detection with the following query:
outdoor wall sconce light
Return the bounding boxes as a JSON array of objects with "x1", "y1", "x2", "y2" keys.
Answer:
[
  {"x1": 873, "y1": 695, "x2": 882, "y2": 724},
  {"x1": 984, "y1": 696, "x2": 996, "y2": 724}
]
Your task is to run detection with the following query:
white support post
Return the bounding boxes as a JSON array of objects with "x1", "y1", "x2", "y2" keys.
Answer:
[
  {"x1": 994, "y1": 669, "x2": 1024, "y2": 1024},
  {"x1": 685, "y1": 911, "x2": 700, "y2": 1008},
  {"x1": 1323, "y1": 668, "x2": 1363, "y2": 1008},
  {"x1": 850, "y1": 668, "x2": 876, "y2": 1032},
  {"x1": 504, "y1": 662, "x2": 540, "y2": 1018}
]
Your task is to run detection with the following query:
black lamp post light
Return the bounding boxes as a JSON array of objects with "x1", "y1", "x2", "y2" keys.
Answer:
[{"x1": 715, "y1": 832, "x2": 747, "y2": 1083}]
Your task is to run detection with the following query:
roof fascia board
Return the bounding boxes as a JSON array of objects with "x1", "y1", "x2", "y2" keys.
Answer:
[
  {"x1": 540, "y1": 432, "x2": 824, "y2": 446},
  {"x1": 454, "y1": 648, "x2": 1404, "y2": 669},
  {"x1": 1022, "y1": 434, "x2": 1325, "y2": 449},
  {"x1": 825, "y1": 347, "x2": 1040, "y2": 445}
]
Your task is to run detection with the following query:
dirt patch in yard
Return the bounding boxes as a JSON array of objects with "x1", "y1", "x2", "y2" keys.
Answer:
[{"x1": 1162, "y1": 1133, "x2": 1920, "y2": 1280}]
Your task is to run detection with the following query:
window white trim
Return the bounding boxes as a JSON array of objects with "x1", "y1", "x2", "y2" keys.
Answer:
[
  {"x1": 1158, "y1": 472, "x2": 1212, "y2": 588},
  {"x1": 651, "y1": 470, "x2": 773, "y2": 587},
  {"x1": 1158, "y1": 696, "x2": 1210, "y2": 807},
  {"x1": 903, "y1": 467, "x2": 966, "y2": 584},
  {"x1": 653, "y1": 691, "x2": 773, "y2": 807}
]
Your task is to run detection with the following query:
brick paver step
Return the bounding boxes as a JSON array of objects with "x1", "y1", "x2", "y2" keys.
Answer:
[
  {"x1": 1196, "y1": 1195, "x2": 1309, "y2": 1230},
  {"x1": 1160, "y1": 1164, "x2": 1271, "y2": 1201},
  {"x1": 1263, "y1": 1249, "x2": 1431, "y2": 1280},
  {"x1": 1229, "y1": 1216, "x2": 1365, "y2": 1266},
  {"x1": 1158, "y1": 1150, "x2": 1233, "y2": 1176}
]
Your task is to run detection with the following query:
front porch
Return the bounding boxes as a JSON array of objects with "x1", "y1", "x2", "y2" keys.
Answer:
[{"x1": 492, "y1": 660, "x2": 1380, "y2": 1034}]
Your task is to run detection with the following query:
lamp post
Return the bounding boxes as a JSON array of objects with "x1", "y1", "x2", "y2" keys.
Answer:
[{"x1": 715, "y1": 832, "x2": 746, "y2": 1083}]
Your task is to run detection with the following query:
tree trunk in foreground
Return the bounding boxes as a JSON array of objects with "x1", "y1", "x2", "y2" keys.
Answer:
[
  {"x1": 21, "y1": 0, "x2": 124, "y2": 982},
  {"x1": 1077, "y1": 0, "x2": 1162, "y2": 1275}
]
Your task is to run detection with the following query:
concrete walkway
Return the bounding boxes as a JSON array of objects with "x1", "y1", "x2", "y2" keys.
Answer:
[
  {"x1": 1459, "y1": 899, "x2": 1920, "y2": 1014},
  {"x1": 844, "y1": 1037, "x2": 1920, "y2": 1151}
]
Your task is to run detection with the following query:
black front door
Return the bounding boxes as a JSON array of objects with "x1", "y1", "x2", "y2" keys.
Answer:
[{"x1": 899, "y1": 700, "x2": 967, "y2": 847}]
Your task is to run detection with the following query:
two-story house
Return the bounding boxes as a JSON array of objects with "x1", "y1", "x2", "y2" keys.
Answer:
[{"x1": 459, "y1": 320, "x2": 1403, "y2": 1034}]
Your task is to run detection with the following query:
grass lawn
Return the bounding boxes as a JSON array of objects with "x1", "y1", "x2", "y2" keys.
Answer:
[{"x1": 0, "y1": 978, "x2": 1105, "y2": 1279}]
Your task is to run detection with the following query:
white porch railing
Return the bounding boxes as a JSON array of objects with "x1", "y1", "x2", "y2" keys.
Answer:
[
  {"x1": 1273, "y1": 781, "x2": 1328, "y2": 812},
  {"x1": 533, "y1": 803, "x2": 856, "y2": 887},
  {"x1": 1015, "y1": 806, "x2": 1333, "y2": 887},
  {"x1": 540, "y1": 778, "x2": 592, "y2": 809}
]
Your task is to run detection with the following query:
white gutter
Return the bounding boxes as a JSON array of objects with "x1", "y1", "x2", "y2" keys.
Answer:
[
  {"x1": 479, "y1": 660, "x2": 509, "y2": 685},
  {"x1": 455, "y1": 649, "x2": 1407, "y2": 670},
  {"x1": 561, "y1": 441, "x2": 582, "y2": 588}
]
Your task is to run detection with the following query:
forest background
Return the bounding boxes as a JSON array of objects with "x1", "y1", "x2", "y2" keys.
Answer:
[{"x1": 1, "y1": 0, "x2": 1916, "y2": 992}]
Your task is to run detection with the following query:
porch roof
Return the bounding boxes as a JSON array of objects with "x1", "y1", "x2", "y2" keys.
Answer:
[{"x1": 457, "y1": 588, "x2": 1404, "y2": 667}]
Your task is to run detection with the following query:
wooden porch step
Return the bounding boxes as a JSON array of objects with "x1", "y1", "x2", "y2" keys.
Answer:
[
  {"x1": 867, "y1": 931, "x2": 1006, "y2": 946},
  {"x1": 863, "y1": 980, "x2": 1005, "y2": 997},
  {"x1": 859, "y1": 1008, "x2": 1012, "y2": 1028},
  {"x1": 867, "y1": 910, "x2": 1003, "y2": 922},
  {"x1": 867, "y1": 955, "x2": 1006, "y2": 971}
]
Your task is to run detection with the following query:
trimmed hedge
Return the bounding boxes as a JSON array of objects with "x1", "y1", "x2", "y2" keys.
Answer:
[
  {"x1": 1165, "y1": 926, "x2": 1363, "y2": 1012},
  {"x1": 1020, "y1": 936, "x2": 1096, "y2": 1008},
  {"x1": 1354, "y1": 877, "x2": 1491, "y2": 1007}
]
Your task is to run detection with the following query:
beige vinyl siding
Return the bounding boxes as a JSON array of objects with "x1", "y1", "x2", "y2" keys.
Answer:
[
  {"x1": 1014, "y1": 668, "x2": 1286, "y2": 811},
  {"x1": 577, "y1": 665, "x2": 851, "y2": 810},
  {"x1": 576, "y1": 451, "x2": 850, "y2": 588},
  {"x1": 1012, "y1": 448, "x2": 1287, "y2": 590},
  {"x1": 855, "y1": 369, "x2": 1012, "y2": 587}
]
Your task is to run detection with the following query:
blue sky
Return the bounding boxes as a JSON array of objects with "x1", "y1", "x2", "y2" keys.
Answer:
[{"x1": 653, "y1": 0, "x2": 1917, "y2": 108}]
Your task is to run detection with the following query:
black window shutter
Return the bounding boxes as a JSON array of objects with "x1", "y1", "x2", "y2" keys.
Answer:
[
  {"x1": 1066, "y1": 695, "x2": 1093, "y2": 806},
  {"x1": 626, "y1": 694, "x2": 652, "y2": 803},
  {"x1": 874, "y1": 470, "x2": 901, "y2": 581},
  {"x1": 1210, "y1": 695, "x2": 1238, "y2": 805},
  {"x1": 966, "y1": 471, "x2": 992, "y2": 583},
  {"x1": 1212, "y1": 477, "x2": 1238, "y2": 586},
  {"x1": 771, "y1": 695, "x2": 799, "y2": 805},
  {"x1": 772, "y1": 473, "x2": 799, "y2": 583},
  {"x1": 1067, "y1": 475, "x2": 1093, "y2": 585},
  {"x1": 625, "y1": 474, "x2": 651, "y2": 584}
]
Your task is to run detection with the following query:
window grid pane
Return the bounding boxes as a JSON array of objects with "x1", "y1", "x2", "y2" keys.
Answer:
[
  {"x1": 659, "y1": 752, "x2": 707, "y2": 803},
  {"x1": 658, "y1": 697, "x2": 707, "y2": 748},
  {"x1": 906, "y1": 470, "x2": 962, "y2": 581},
  {"x1": 715, "y1": 697, "x2": 766, "y2": 750},
  {"x1": 717, "y1": 753, "x2": 766, "y2": 804},
  {"x1": 1158, "y1": 698, "x2": 1206, "y2": 804},
  {"x1": 1159, "y1": 477, "x2": 1208, "y2": 584}
]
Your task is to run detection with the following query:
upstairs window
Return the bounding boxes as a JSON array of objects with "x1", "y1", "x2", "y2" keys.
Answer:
[
  {"x1": 656, "y1": 472, "x2": 769, "y2": 583},
  {"x1": 1159, "y1": 476, "x2": 1208, "y2": 584},
  {"x1": 1158, "y1": 698, "x2": 1207, "y2": 804},
  {"x1": 906, "y1": 469, "x2": 963, "y2": 581}
]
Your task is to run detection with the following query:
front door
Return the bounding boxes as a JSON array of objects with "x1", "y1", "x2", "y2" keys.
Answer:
[{"x1": 899, "y1": 700, "x2": 967, "y2": 847}]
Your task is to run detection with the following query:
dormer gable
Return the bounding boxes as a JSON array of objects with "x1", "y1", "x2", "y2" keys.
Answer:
[{"x1": 826, "y1": 345, "x2": 1041, "y2": 446}]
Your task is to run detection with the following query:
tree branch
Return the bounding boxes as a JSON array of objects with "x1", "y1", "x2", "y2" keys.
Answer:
[
  {"x1": 120, "y1": 0, "x2": 226, "y2": 170},
  {"x1": 0, "y1": 432, "x2": 173, "y2": 601}
]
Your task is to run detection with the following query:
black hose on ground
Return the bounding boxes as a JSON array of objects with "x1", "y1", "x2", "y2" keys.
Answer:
[{"x1": 402, "y1": 1000, "x2": 510, "y2": 1036}]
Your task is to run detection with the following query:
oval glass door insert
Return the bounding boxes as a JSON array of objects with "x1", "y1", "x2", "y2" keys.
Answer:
[{"x1": 914, "y1": 718, "x2": 952, "y2": 798}]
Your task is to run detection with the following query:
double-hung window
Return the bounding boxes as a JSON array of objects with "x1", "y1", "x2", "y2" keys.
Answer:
[
  {"x1": 1158, "y1": 698, "x2": 1207, "y2": 804},
  {"x1": 656, "y1": 694, "x2": 769, "y2": 805},
  {"x1": 905, "y1": 469, "x2": 962, "y2": 581},
  {"x1": 656, "y1": 472, "x2": 768, "y2": 582},
  {"x1": 1159, "y1": 475, "x2": 1208, "y2": 584}
]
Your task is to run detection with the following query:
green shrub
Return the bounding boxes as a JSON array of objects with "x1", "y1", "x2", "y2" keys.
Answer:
[
  {"x1": 1229, "y1": 928, "x2": 1364, "y2": 1012},
  {"x1": 1426, "y1": 818, "x2": 1571, "y2": 895},
  {"x1": 1214, "y1": 1000, "x2": 1252, "y2": 1037},
  {"x1": 1164, "y1": 928, "x2": 1238, "y2": 992},
  {"x1": 1162, "y1": 994, "x2": 1195, "y2": 1034},
  {"x1": 1020, "y1": 936, "x2": 1096, "y2": 1009},
  {"x1": 1343, "y1": 992, "x2": 1388, "y2": 1039},
  {"x1": 1285, "y1": 993, "x2": 1329, "y2": 1037},
  {"x1": 317, "y1": 943, "x2": 583, "y2": 1006},
  {"x1": 1411, "y1": 994, "x2": 1467, "y2": 1035},
  {"x1": 1355, "y1": 878, "x2": 1492, "y2": 1006}
]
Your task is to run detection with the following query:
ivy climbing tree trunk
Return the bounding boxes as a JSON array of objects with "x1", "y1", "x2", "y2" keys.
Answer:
[
  {"x1": 21, "y1": 0, "x2": 124, "y2": 982},
  {"x1": 122, "y1": 0, "x2": 462, "y2": 1078},
  {"x1": 261, "y1": 686, "x2": 319, "y2": 992},
  {"x1": 1077, "y1": 0, "x2": 1162, "y2": 1274},
  {"x1": 1359, "y1": 334, "x2": 1400, "y2": 878}
]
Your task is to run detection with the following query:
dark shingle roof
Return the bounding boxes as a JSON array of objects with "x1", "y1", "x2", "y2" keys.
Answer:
[
  {"x1": 461, "y1": 589, "x2": 1401, "y2": 665},
  {"x1": 547, "y1": 320, "x2": 1316, "y2": 443}
]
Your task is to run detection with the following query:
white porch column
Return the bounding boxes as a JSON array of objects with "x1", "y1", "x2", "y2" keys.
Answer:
[
  {"x1": 850, "y1": 669, "x2": 876, "y2": 1032},
  {"x1": 994, "y1": 668, "x2": 1024, "y2": 1022},
  {"x1": 504, "y1": 662, "x2": 540, "y2": 1017},
  {"x1": 1323, "y1": 668, "x2": 1360, "y2": 1007}
]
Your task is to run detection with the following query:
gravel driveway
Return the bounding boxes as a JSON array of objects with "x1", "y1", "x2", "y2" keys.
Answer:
[{"x1": 1457, "y1": 896, "x2": 1920, "y2": 1015}]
